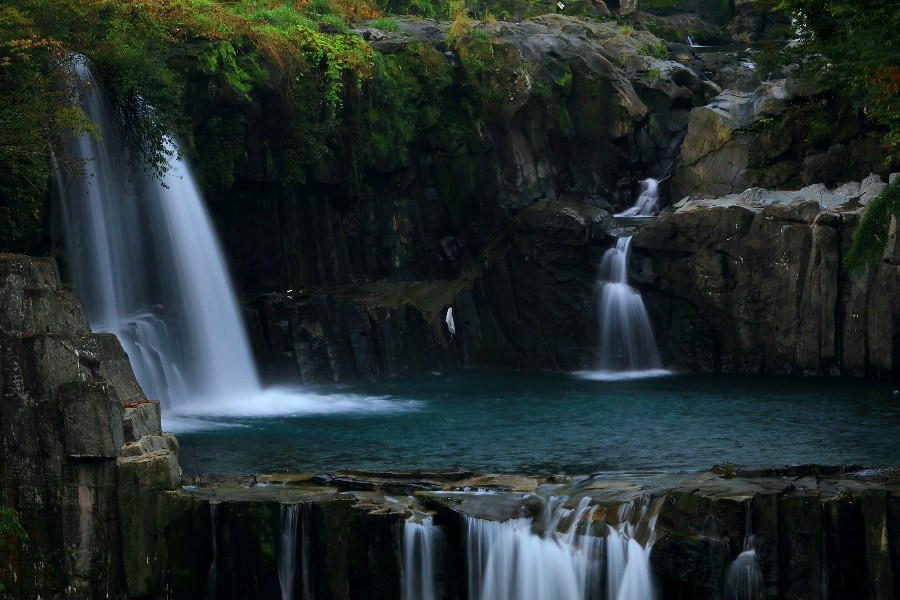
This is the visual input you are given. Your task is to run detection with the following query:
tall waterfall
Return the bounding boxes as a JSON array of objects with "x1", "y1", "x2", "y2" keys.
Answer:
[
  {"x1": 403, "y1": 516, "x2": 439, "y2": 600},
  {"x1": 463, "y1": 497, "x2": 656, "y2": 600},
  {"x1": 57, "y1": 58, "x2": 259, "y2": 409}
]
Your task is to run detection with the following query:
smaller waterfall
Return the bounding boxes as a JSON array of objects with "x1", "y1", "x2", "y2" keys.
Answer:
[
  {"x1": 403, "y1": 516, "x2": 439, "y2": 600},
  {"x1": 724, "y1": 503, "x2": 764, "y2": 600},
  {"x1": 279, "y1": 505, "x2": 300, "y2": 600},
  {"x1": 589, "y1": 237, "x2": 665, "y2": 377},
  {"x1": 580, "y1": 179, "x2": 668, "y2": 380},
  {"x1": 616, "y1": 179, "x2": 659, "y2": 217},
  {"x1": 687, "y1": 36, "x2": 709, "y2": 48}
]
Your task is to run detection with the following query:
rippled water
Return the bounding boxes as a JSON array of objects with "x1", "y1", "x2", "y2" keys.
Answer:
[{"x1": 175, "y1": 371, "x2": 900, "y2": 475}]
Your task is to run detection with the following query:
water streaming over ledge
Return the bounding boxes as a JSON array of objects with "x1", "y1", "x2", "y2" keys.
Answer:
[
  {"x1": 279, "y1": 505, "x2": 300, "y2": 600},
  {"x1": 455, "y1": 497, "x2": 656, "y2": 600},
  {"x1": 57, "y1": 58, "x2": 259, "y2": 408},
  {"x1": 580, "y1": 179, "x2": 667, "y2": 380},
  {"x1": 403, "y1": 516, "x2": 440, "y2": 600},
  {"x1": 725, "y1": 502, "x2": 764, "y2": 600}
]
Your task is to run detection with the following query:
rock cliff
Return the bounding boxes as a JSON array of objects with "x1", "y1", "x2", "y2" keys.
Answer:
[
  {"x1": 636, "y1": 175, "x2": 900, "y2": 376},
  {"x1": 0, "y1": 254, "x2": 183, "y2": 598}
]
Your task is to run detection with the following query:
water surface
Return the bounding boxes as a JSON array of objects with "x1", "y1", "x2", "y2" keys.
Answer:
[{"x1": 175, "y1": 371, "x2": 900, "y2": 475}]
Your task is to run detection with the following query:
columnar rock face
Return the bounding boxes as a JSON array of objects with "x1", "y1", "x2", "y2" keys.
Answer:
[
  {"x1": 635, "y1": 178, "x2": 900, "y2": 376},
  {"x1": 0, "y1": 254, "x2": 182, "y2": 599},
  {"x1": 162, "y1": 467, "x2": 900, "y2": 600}
]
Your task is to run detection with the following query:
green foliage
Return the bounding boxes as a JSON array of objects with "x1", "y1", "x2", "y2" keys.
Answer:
[
  {"x1": 776, "y1": 0, "x2": 900, "y2": 162},
  {"x1": 776, "y1": 0, "x2": 900, "y2": 262},
  {"x1": 371, "y1": 17, "x2": 401, "y2": 31},
  {"x1": 844, "y1": 181, "x2": 900, "y2": 275},
  {"x1": 0, "y1": 505, "x2": 26, "y2": 593},
  {"x1": 0, "y1": 506, "x2": 25, "y2": 542},
  {"x1": 618, "y1": 24, "x2": 634, "y2": 35},
  {"x1": 199, "y1": 41, "x2": 266, "y2": 98},
  {"x1": 639, "y1": 41, "x2": 669, "y2": 59},
  {"x1": 295, "y1": 24, "x2": 374, "y2": 116},
  {"x1": 648, "y1": 66, "x2": 662, "y2": 81},
  {"x1": 361, "y1": 42, "x2": 454, "y2": 167}
]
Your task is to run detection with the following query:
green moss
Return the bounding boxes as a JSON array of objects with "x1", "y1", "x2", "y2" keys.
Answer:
[
  {"x1": 371, "y1": 17, "x2": 401, "y2": 31},
  {"x1": 845, "y1": 181, "x2": 900, "y2": 275}
]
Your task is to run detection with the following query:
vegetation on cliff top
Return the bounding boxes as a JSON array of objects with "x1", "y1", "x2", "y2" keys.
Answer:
[{"x1": 776, "y1": 0, "x2": 900, "y2": 270}]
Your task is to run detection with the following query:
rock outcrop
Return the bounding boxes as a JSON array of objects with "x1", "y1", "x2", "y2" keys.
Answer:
[
  {"x1": 635, "y1": 175, "x2": 900, "y2": 376},
  {"x1": 672, "y1": 75, "x2": 887, "y2": 198},
  {"x1": 0, "y1": 254, "x2": 183, "y2": 598}
]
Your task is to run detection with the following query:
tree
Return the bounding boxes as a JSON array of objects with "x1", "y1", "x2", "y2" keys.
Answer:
[{"x1": 776, "y1": 0, "x2": 899, "y2": 272}]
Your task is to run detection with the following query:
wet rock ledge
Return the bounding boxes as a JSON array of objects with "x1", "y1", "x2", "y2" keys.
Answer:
[{"x1": 178, "y1": 465, "x2": 900, "y2": 600}]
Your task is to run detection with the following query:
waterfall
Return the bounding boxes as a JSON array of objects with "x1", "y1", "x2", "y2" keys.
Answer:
[
  {"x1": 57, "y1": 58, "x2": 259, "y2": 409},
  {"x1": 579, "y1": 179, "x2": 667, "y2": 380},
  {"x1": 724, "y1": 503, "x2": 764, "y2": 600},
  {"x1": 615, "y1": 179, "x2": 659, "y2": 218},
  {"x1": 590, "y1": 236, "x2": 663, "y2": 376},
  {"x1": 464, "y1": 497, "x2": 654, "y2": 600},
  {"x1": 279, "y1": 505, "x2": 300, "y2": 600},
  {"x1": 403, "y1": 516, "x2": 439, "y2": 600}
]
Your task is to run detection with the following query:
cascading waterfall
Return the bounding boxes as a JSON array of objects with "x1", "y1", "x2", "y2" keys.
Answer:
[
  {"x1": 580, "y1": 179, "x2": 667, "y2": 379},
  {"x1": 403, "y1": 515, "x2": 440, "y2": 600},
  {"x1": 595, "y1": 236, "x2": 661, "y2": 374},
  {"x1": 57, "y1": 58, "x2": 259, "y2": 410},
  {"x1": 279, "y1": 505, "x2": 300, "y2": 600},
  {"x1": 724, "y1": 503, "x2": 764, "y2": 600},
  {"x1": 615, "y1": 179, "x2": 659, "y2": 218},
  {"x1": 464, "y1": 497, "x2": 656, "y2": 600}
]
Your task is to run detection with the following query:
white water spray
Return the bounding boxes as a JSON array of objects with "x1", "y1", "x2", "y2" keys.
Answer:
[{"x1": 579, "y1": 179, "x2": 667, "y2": 380}]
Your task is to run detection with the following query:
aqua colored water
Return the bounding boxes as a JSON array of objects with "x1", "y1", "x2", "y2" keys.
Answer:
[{"x1": 175, "y1": 371, "x2": 900, "y2": 475}]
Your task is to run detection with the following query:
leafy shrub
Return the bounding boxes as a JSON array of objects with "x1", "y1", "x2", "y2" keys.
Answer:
[{"x1": 371, "y1": 17, "x2": 401, "y2": 31}]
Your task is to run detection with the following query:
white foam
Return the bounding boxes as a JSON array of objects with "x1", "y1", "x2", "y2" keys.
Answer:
[
  {"x1": 574, "y1": 369, "x2": 672, "y2": 382},
  {"x1": 165, "y1": 386, "x2": 419, "y2": 420}
]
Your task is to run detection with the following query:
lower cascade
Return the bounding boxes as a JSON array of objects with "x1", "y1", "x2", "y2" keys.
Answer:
[
  {"x1": 399, "y1": 497, "x2": 658, "y2": 600},
  {"x1": 724, "y1": 503, "x2": 764, "y2": 600},
  {"x1": 279, "y1": 505, "x2": 300, "y2": 600},
  {"x1": 403, "y1": 516, "x2": 440, "y2": 600}
]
